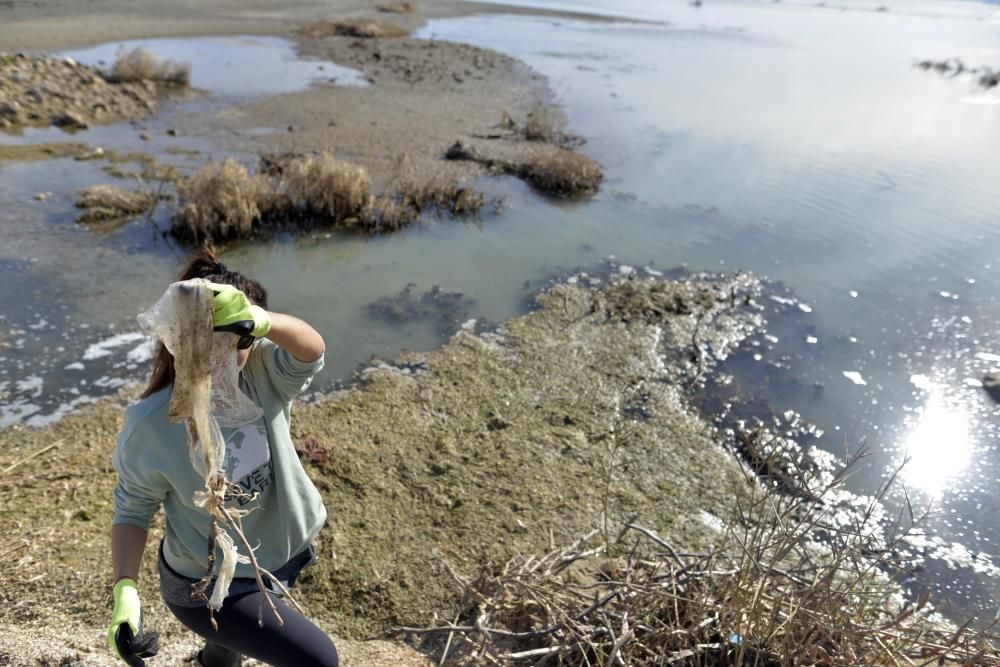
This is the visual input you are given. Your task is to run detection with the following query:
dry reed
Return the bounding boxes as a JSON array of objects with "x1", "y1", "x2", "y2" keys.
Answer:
[
  {"x1": 171, "y1": 151, "x2": 495, "y2": 242},
  {"x1": 75, "y1": 184, "x2": 156, "y2": 223},
  {"x1": 377, "y1": 1, "x2": 417, "y2": 13},
  {"x1": 524, "y1": 101, "x2": 567, "y2": 143},
  {"x1": 390, "y1": 155, "x2": 487, "y2": 217},
  {"x1": 296, "y1": 18, "x2": 409, "y2": 39},
  {"x1": 175, "y1": 159, "x2": 263, "y2": 242},
  {"x1": 525, "y1": 149, "x2": 603, "y2": 197},
  {"x1": 109, "y1": 46, "x2": 190, "y2": 86},
  {"x1": 278, "y1": 152, "x2": 374, "y2": 226},
  {"x1": 398, "y1": 434, "x2": 1000, "y2": 665}
]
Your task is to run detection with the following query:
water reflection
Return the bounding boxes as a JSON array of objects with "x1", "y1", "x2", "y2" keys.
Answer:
[
  {"x1": 59, "y1": 36, "x2": 369, "y2": 97},
  {"x1": 901, "y1": 386, "x2": 972, "y2": 496}
]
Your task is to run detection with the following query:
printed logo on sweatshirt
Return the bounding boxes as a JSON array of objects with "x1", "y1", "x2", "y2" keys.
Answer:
[{"x1": 223, "y1": 422, "x2": 274, "y2": 506}]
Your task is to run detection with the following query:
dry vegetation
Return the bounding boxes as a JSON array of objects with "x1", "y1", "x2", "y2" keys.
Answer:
[
  {"x1": 176, "y1": 159, "x2": 264, "y2": 242},
  {"x1": 524, "y1": 100, "x2": 568, "y2": 143},
  {"x1": 915, "y1": 59, "x2": 999, "y2": 90},
  {"x1": 74, "y1": 184, "x2": 156, "y2": 223},
  {"x1": 108, "y1": 46, "x2": 190, "y2": 86},
  {"x1": 524, "y1": 149, "x2": 603, "y2": 198},
  {"x1": 377, "y1": 1, "x2": 417, "y2": 13},
  {"x1": 445, "y1": 141, "x2": 603, "y2": 198},
  {"x1": 390, "y1": 155, "x2": 487, "y2": 217},
  {"x1": 399, "y1": 435, "x2": 1000, "y2": 665},
  {"x1": 171, "y1": 153, "x2": 490, "y2": 242},
  {"x1": 296, "y1": 18, "x2": 409, "y2": 39},
  {"x1": 278, "y1": 152, "x2": 373, "y2": 223}
]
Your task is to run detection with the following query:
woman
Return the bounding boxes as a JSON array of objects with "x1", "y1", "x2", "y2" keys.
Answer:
[{"x1": 107, "y1": 249, "x2": 339, "y2": 667}]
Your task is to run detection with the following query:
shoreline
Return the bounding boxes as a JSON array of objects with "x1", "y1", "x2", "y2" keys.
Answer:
[
  {"x1": 0, "y1": 0, "x2": 652, "y2": 53},
  {"x1": 0, "y1": 270, "x2": 760, "y2": 665}
]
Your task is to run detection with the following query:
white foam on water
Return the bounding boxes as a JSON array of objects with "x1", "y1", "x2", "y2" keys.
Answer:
[
  {"x1": 24, "y1": 395, "x2": 98, "y2": 428},
  {"x1": 843, "y1": 371, "x2": 867, "y2": 386},
  {"x1": 16, "y1": 374, "x2": 43, "y2": 398},
  {"x1": 127, "y1": 337, "x2": 156, "y2": 364},
  {"x1": 0, "y1": 399, "x2": 42, "y2": 428},
  {"x1": 82, "y1": 332, "x2": 146, "y2": 360},
  {"x1": 94, "y1": 376, "x2": 129, "y2": 389}
]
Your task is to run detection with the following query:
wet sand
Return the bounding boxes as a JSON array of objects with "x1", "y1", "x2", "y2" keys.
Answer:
[{"x1": 0, "y1": 0, "x2": 637, "y2": 52}]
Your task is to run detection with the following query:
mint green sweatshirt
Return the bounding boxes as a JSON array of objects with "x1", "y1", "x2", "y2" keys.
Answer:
[{"x1": 112, "y1": 339, "x2": 327, "y2": 580}]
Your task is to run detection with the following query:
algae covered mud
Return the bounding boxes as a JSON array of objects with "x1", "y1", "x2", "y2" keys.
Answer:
[
  {"x1": 0, "y1": 271, "x2": 764, "y2": 664},
  {"x1": 2, "y1": 0, "x2": 1000, "y2": 655}
]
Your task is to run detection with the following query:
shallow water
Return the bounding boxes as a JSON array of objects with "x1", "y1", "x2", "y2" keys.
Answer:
[
  {"x1": 417, "y1": 0, "x2": 1000, "y2": 618},
  {"x1": 2, "y1": 2, "x2": 1000, "y2": 618},
  {"x1": 60, "y1": 35, "x2": 369, "y2": 96}
]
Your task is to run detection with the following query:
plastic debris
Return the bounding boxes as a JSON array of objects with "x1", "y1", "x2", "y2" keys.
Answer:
[{"x1": 137, "y1": 278, "x2": 262, "y2": 611}]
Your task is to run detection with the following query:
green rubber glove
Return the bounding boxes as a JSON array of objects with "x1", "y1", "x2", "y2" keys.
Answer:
[
  {"x1": 205, "y1": 282, "x2": 271, "y2": 338},
  {"x1": 107, "y1": 578, "x2": 159, "y2": 665}
]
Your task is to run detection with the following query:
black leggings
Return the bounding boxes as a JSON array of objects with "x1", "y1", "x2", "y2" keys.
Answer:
[{"x1": 166, "y1": 590, "x2": 339, "y2": 667}]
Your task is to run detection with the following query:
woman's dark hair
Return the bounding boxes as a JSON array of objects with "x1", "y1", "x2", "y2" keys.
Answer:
[{"x1": 141, "y1": 246, "x2": 269, "y2": 399}]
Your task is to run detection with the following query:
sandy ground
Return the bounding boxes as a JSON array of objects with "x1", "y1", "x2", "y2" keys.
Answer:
[
  {"x1": 173, "y1": 31, "x2": 547, "y2": 190},
  {"x1": 0, "y1": 271, "x2": 760, "y2": 666}
]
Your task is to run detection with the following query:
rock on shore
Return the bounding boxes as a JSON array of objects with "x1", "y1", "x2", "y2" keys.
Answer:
[{"x1": 0, "y1": 53, "x2": 165, "y2": 130}]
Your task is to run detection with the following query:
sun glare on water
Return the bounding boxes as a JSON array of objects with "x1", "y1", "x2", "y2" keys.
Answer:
[{"x1": 901, "y1": 389, "x2": 972, "y2": 496}]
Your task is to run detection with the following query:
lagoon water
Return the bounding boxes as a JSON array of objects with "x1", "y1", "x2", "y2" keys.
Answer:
[{"x1": 2, "y1": 0, "x2": 1000, "y2": 618}]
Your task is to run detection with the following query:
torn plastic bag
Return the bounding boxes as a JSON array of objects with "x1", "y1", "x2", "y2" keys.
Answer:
[{"x1": 137, "y1": 278, "x2": 263, "y2": 475}]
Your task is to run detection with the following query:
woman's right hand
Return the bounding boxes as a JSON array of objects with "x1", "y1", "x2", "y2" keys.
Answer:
[{"x1": 107, "y1": 578, "x2": 158, "y2": 665}]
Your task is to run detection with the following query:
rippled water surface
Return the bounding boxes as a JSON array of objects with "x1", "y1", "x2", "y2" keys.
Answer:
[{"x1": 2, "y1": 0, "x2": 1000, "y2": 618}]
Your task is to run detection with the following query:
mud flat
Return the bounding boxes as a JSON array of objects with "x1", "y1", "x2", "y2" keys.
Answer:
[
  {"x1": 188, "y1": 33, "x2": 579, "y2": 192},
  {"x1": 0, "y1": 271, "x2": 759, "y2": 665},
  {"x1": 0, "y1": 53, "x2": 182, "y2": 131}
]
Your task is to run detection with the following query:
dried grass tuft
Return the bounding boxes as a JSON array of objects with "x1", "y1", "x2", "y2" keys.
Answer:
[
  {"x1": 296, "y1": 18, "x2": 409, "y2": 39},
  {"x1": 169, "y1": 151, "x2": 494, "y2": 242},
  {"x1": 376, "y1": 1, "x2": 417, "y2": 13},
  {"x1": 524, "y1": 149, "x2": 603, "y2": 197},
  {"x1": 390, "y1": 155, "x2": 487, "y2": 217},
  {"x1": 523, "y1": 100, "x2": 567, "y2": 143},
  {"x1": 109, "y1": 46, "x2": 190, "y2": 86},
  {"x1": 75, "y1": 184, "x2": 156, "y2": 223},
  {"x1": 278, "y1": 152, "x2": 374, "y2": 226},
  {"x1": 372, "y1": 195, "x2": 420, "y2": 231},
  {"x1": 174, "y1": 159, "x2": 263, "y2": 242}
]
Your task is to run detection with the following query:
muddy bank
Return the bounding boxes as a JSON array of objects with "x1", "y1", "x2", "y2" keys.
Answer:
[
  {"x1": 0, "y1": 0, "x2": 640, "y2": 53},
  {"x1": 74, "y1": 35, "x2": 602, "y2": 238},
  {"x1": 207, "y1": 34, "x2": 556, "y2": 190},
  {"x1": 0, "y1": 53, "x2": 172, "y2": 131},
  {"x1": 0, "y1": 271, "x2": 759, "y2": 664}
]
